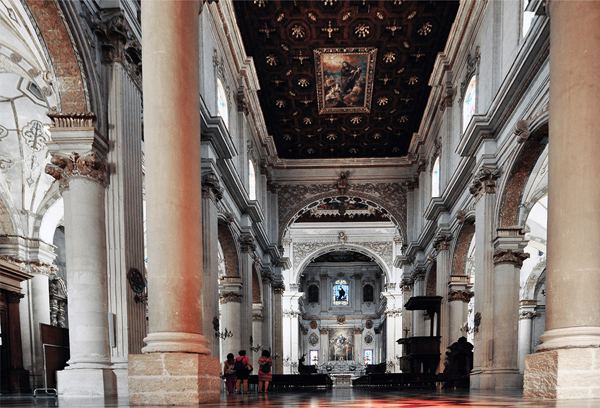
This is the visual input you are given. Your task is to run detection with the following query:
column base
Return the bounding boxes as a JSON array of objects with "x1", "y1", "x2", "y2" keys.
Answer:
[
  {"x1": 112, "y1": 364, "x2": 129, "y2": 397},
  {"x1": 524, "y1": 348, "x2": 600, "y2": 399},
  {"x1": 57, "y1": 368, "x2": 116, "y2": 397},
  {"x1": 128, "y1": 353, "x2": 220, "y2": 405},
  {"x1": 470, "y1": 368, "x2": 522, "y2": 389}
]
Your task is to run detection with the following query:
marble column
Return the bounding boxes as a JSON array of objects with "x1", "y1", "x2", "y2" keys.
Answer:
[
  {"x1": 272, "y1": 284, "x2": 284, "y2": 374},
  {"x1": 524, "y1": 2, "x2": 600, "y2": 400},
  {"x1": 202, "y1": 171, "x2": 223, "y2": 357},
  {"x1": 469, "y1": 167, "x2": 499, "y2": 389},
  {"x1": 518, "y1": 300, "x2": 536, "y2": 373},
  {"x1": 411, "y1": 269, "x2": 426, "y2": 336},
  {"x1": 46, "y1": 147, "x2": 114, "y2": 397},
  {"x1": 491, "y1": 238, "x2": 529, "y2": 388},
  {"x1": 219, "y1": 277, "x2": 243, "y2": 357},
  {"x1": 128, "y1": 1, "x2": 219, "y2": 405},
  {"x1": 448, "y1": 276, "x2": 472, "y2": 344},
  {"x1": 434, "y1": 233, "x2": 452, "y2": 373}
]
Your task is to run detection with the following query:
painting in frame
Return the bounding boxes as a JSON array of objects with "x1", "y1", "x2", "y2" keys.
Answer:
[{"x1": 314, "y1": 47, "x2": 377, "y2": 115}]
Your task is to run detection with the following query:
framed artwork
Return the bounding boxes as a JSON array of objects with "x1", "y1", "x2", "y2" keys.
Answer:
[
  {"x1": 309, "y1": 333, "x2": 319, "y2": 346},
  {"x1": 329, "y1": 328, "x2": 355, "y2": 361},
  {"x1": 309, "y1": 350, "x2": 319, "y2": 366},
  {"x1": 364, "y1": 332, "x2": 374, "y2": 345},
  {"x1": 364, "y1": 349, "x2": 373, "y2": 365},
  {"x1": 314, "y1": 47, "x2": 377, "y2": 115}
]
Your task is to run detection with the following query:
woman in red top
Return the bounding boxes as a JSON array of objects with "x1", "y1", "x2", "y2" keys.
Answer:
[{"x1": 257, "y1": 349, "x2": 273, "y2": 393}]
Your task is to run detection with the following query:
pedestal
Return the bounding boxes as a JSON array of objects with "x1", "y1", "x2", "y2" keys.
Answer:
[{"x1": 129, "y1": 354, "x2": 220, "y2": 405}]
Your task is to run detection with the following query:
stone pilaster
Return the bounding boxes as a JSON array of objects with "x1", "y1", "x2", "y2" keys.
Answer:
[
  {"x1": 524, "y1": 2, "x2": 600, "y2": 400},
  {"x1": 239, "y1": 233, "x2": 256, "y2": 355},
  {"x1": 434, "y1": 232, "x2": 452, "y2": 373},
  {"x1": 272, "y1": 282, "x2": 284, "y2": 374},
  {"x1": 202, "y1": 170, "x2": 222, "y2": 358},
  {"x1": 469, "y1": 165, "x2": 498, "y2": 389},
  {"x1": 411, "y1": 268, "x2": 426, "y2": 336},
  {"x1": 129, "y1": 2, "x2": 219, "y2": 404}
]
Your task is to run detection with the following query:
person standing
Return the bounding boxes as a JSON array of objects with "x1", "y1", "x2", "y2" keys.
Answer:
[
  {"x1": 257, "y1": 350, "x2": 273, "y2": 393},
  {"x1": 234, "y1": 350, "x2": 253, "y2": 394},
  {"x1": 222, "y1": 353, "x2": 237, "y2": 394}
]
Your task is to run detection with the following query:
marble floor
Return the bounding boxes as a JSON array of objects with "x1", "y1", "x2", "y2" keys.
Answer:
[{"x1": 1, "y1": 389, "x2": 600, "y2": 408}]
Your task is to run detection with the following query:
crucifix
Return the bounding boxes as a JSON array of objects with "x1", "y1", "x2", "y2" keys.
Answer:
[
  {"x1": 321, "y1": 20, "x2": 339, "y2": 39},
  {"x1": 293, "y1": 51, "x2": 310, "y2": 65},
  {"x1": 259, "y1": 23, "x2": 276, "y2": 39},
  {"x1": 411, "y1": 49, "x2": 426, "y2": 62},
  {"x1": 378, "y1": 76, "x2": 393, "y2": 86},
  {"x1": 386, "y1": 20, "x2": 402, "y2": 37},
  {"x1": 403, "y1": 327, "x2": 410, "y2": 338}
]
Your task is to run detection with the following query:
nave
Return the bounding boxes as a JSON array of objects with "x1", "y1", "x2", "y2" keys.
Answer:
[{"x1": 1, "y1": 389, "x2": 599, "y2": 408}]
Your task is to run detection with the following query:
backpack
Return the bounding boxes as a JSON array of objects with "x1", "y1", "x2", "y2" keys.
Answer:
[
  {"x1": 234, "y1": 357, "x2": 247, "y2": 372},
  {"x1": 260, "y1": 360, "x2": 271, "y2": 374}
]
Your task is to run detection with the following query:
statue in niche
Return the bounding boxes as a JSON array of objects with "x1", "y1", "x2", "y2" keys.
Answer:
[{"x1": 337, "y1": 172, "x2": 348, "y2": 194}]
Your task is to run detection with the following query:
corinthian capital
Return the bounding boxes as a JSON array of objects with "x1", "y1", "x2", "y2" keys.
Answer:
[
  {"x1": 469, "y1": 167, "x2": 500, "y2": 197},
  {"x1": 493, "y1": 249, "x2": 530, "y2": 268},
  {"x1": 46, "y1": 151, "x2": 108, "y2": 188},
  {"x1": 201, "y1": 170, "x2": 223, "y2": 202},
  {"x1": 433, "y1": 232, "x2": 452, "y2": 251},
  {"x1": 239, "y1": 234, "x2": 256, "y2": 253}
]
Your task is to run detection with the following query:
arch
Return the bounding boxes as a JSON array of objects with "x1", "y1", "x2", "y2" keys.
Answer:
[
  {"x1": 24, "y1": 0, "x2": 90, "y2": 113},
  {"x1": 425, "y1": 262, "x2": 437, "y2": 296},
  {"x1": 0, "y1": 188, "x2": 19, "y2": 235},
  {"x1": 217, "y1": 221, "x2": 239, "y2": 277},
  {"x1": 522, "y1": 260, "x2": 546, "y2": 301},
  {"x1": 498, "y1": 124, "x2": 548, "y2": 228},
  {"x1": 37, "y1": 194, "x2": 64, "y2": 243},
  {"x1": 452, "y1": 221, "x2": 476, "y2": 276},
  {"x1": 294, "y1": 244, "x2": 392, "y2": 284},
  {"x1": 252, "y1": 263, "x2": 261, "y2": 303},
  {"x1": 280, "y1": 192, "x2": 406, "y2": 246}
]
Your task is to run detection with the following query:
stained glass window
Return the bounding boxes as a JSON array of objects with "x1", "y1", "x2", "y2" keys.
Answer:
[
  {"x1": 309, "y1": 350, "x2": 319, "y2": 365},
  {"x1": 431, "y1": 157, "x2": 440, "y2": 198},
  {"x1": 462, "y1": 76, "x2": 476, "y2": 132},
  {"x1": 333, "y1": 279, "x2": 349, "y2": 306},
  {"x1": 364, "y1": 349, "x2": 373, "y2": 365},
  {"x1": 217, "y1": 79, "x2": 229, "y2": 129}
]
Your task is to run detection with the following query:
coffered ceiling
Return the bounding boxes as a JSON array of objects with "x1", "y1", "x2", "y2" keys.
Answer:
[{"x1": 234, "y1": 0, "x2": 458, "y2": 160}]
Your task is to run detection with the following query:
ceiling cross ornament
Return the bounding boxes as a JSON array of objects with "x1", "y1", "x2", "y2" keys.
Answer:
[
  {"x1": 259, "y1": 22, "x2": 276, "y2": 39},
  {"x1": 233, "y1": 0, "x2": 459, "y2": 159}
]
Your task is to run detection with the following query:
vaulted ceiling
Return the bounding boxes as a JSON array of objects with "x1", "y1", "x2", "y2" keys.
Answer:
[{"x1": 234, "y1": 0, "x2": 459, "y2": 160}]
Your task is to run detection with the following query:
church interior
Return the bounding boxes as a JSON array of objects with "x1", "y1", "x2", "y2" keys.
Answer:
[{"x1": 1, "y1": 0, "x2": 599, "y2": 406}]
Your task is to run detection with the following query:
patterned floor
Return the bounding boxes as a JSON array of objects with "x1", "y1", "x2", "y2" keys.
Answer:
[{"x1": 2, "y1": 389, "x2": 600, "y2": 408}]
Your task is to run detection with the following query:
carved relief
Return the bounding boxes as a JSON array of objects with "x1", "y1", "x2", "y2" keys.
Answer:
[
  {"x1": 49, "y1": 276, "x2": 68, "y2": 328},
  {"x1": 469, "y1": 167, "x2": 500, "y2": 197},
  {"x1": 460, "y1": 46, "x2": 480, "y2": 99},
  {"x1": 239, "y1": 234, "x2": 256, "y2": 253},
  {"x1": 320, "y1": 328, "x2": 329, "y2": 335},
  {"x1": 202, "y1": 171, "x2": 224, "y2": 202},
  {"x1": 448, "y1": 290, "x2": 473, "y2": 302},
  {"x1": 46, "y1": 151, "x2": 108, "y2": 188},
  {"x1": 514, "y1": 119, "x2": 531, "y2": 144},
  {"x1": 220, "y1": 291, "x2": 243, "y2": 304},
  {"x1": 433, "y1": 233, "x2": 452, "y2": 251},
  {"x1": 493, "y1": 249, "x2": 530, "y2": 268},
  {"x1": 519, "y1": 311, "x2": 537, "y2": 320}
]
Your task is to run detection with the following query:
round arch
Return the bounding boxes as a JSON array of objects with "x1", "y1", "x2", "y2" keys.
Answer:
[
  {"x1": 293, "y1": 244, "x2": 392, "y2": 285},
  {"x1": 280, "y1": 192, "x2": 406, "y2": 245},
  {"x1": 217, "y1": 219, "x2": 240, "y2": 277}
]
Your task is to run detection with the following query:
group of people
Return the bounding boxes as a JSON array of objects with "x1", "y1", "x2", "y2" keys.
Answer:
[{"x1": 222, "y1": 349, "x2": 273, "y2": 394}]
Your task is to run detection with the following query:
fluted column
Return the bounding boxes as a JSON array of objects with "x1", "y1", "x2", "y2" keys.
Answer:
[
  {"x1": 469, "y1": 167, "x2": 499, "y2": 389},
  {"x1": 46, "y1": 147, "x2": 114, "y2": 397},
  {"x1": 524, "y1": 2, "x2": 600, "y2": 400},
  {"x1": 518, "y1": 300, "x2": 536, "y2": 373},
  {"x1": 129, "y1": 2, "x2": 219, "y2": 404},
  {"x1": 202, "y1": 171, "x2": 223, "y2": 357}
]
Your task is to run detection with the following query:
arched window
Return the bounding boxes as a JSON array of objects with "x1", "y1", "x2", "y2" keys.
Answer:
[
  {"x1": 333, "y1": 279, "x2": 348, "y2": 306},
  {"x1": 522, "y1": 0, "x2": 534, "y2": 37},
  {"x1": 363, "y1": 284, "x2": 374, "y2": 303},
  {"x1": 217, "y1": 78, "x2": 229, "y2": 129},
  {"x1": 308, "y1": 284, "x2": 319, "y2": 303},
  {"x1": 431, "y1": 157, "x2": 440, "y2": 198},
  {"x1": 462, "y1": 75, "x2": 476, "y2": 132},
  {"x1": 248, "y1": 160, "x2": 257, "y2": 200}
]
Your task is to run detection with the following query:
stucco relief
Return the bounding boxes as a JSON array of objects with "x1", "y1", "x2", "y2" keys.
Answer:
[
  {"x1": 278, "y1": 182, "x2": 407, "y2": 241},
  {"x1": 292, "y1": 239, "x2": 393, "y2": 279}
]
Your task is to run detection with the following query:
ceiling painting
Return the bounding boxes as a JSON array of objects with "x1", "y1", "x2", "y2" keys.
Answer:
[
  {"x1": 233, "y1": 0, "x2": 459, "y2": 160},
  {"x1": 314, "y1": 47, "x2": 376, "y2": 114}
]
